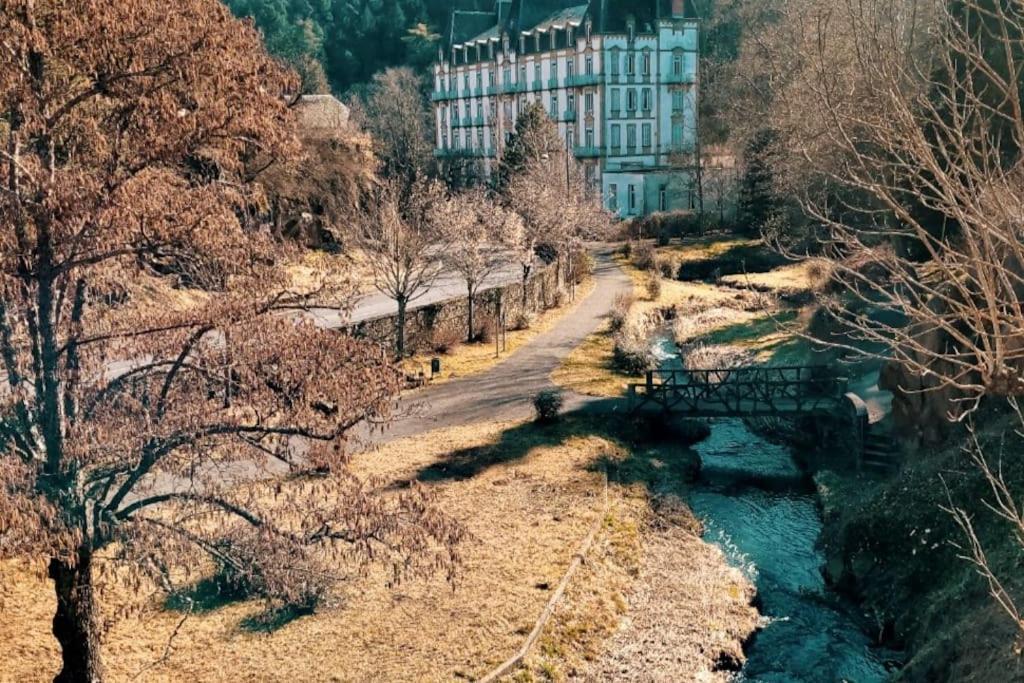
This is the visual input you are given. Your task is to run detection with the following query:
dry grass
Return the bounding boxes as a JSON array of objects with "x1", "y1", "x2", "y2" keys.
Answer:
[
  {"x1": 0, "y1": 420, "x2": 622, "y2": 683},
  {"x1": 404, "y1": 276, "x2": 597, "y2": 386},
  {"x1": 551, "y1": 321, "x2": 639, "y2": 398},
  {"x1": 657, "y1": 238, "x2": 761, "y2": 263},
  {"x1": 719, "y1": 260, "x2": 829, "y2": 297}
]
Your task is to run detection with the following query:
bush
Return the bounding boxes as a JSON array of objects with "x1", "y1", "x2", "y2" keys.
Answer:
[
  {"x1": 631, "y1": 242, "x2": 656, "y2": 271},
  {"x1": 656, "y1": 231, "x2": 671, "y2": 247},
  {"x1": 612, "y1": 326, "x2": 655, "y2": 375},
  {"x1": 571, "y1": 251, "x2": 595, "y2": 284},
  {"x1": 532, "y1": 389, "x2": 564, "y2": 423},
  {"x1": 549, "y1": 286, "x2": 568, "y2": 309},
  {"x1": 657, "y1": 256, "x2": 677, "y2": 279},
  {"x1": 473, "y1": 311, "x2": 496, "y2": 343},
  {"x1": 430, "y1": 325, "x2": 462, "y2": 354},
  {"x1": 619, "y1": 241, "x2": 633, "y2": 259},
  {"x1": 512, "y1": 311, "x2": 535, "y2": 331},
  {"x1": 645, "y1": 274, "x2": 662, "y2": 301},
  {"x1": 609, "y1": 292, "x2": 635, "y2": 333}
]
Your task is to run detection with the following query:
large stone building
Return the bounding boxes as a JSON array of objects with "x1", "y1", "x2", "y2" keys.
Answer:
[{"x1": 432, "y1": 0, "x2": 700, "y2": 217}]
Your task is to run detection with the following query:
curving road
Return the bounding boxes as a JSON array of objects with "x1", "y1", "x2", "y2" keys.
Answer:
[{"x1": 373, "y1": 245, "x2": 631, "y2": 444}]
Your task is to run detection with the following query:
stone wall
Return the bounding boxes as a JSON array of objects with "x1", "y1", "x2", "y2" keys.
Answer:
[{"x1": 346, "y1": 265, "x2": 561, "y2": 353}]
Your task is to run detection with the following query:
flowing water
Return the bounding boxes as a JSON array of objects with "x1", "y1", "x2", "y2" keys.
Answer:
[{"x1": 653, "y1": 337, "x2": 896, "y2": 682}]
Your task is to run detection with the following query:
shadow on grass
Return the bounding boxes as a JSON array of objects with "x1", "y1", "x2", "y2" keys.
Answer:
[
  {"x1": 164, "y1": 576, "x2": 248, "y2": 615},
  {"x1": 165, "y1": 575, "x2": 315, "y2": 634},
  {"x1": 404, "y1": 409, "x2": 709, "y2": 504},
  {"x1": 699, "y1": 309, "x2": 800, "y2": 347}
]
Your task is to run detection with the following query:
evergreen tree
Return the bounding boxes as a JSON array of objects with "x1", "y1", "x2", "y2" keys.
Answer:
[
  {"x1": 737, "y1": 129, "x2": 779, "y2": 236},
  {"x1": 495, "y1": 102, "x2": 564, "y2": 190}
]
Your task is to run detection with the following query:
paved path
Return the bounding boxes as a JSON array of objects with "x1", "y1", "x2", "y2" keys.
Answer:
[{"x1": 374, "y1": 245, "x2": 631, "y2": 443}]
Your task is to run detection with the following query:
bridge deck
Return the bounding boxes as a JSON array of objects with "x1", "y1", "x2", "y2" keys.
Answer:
[{"x1": 628, "y1": 366, "x2": 848, "y2": 418}]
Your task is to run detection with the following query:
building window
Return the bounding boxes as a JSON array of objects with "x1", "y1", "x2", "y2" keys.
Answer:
[
  {"x1": 672, "y1": 52, "x2": 683, "y2": 76},
  {"x1": 567, "y1": 129, "x2": 575, "y2": 148},
  {"x1": 585, "y1": 127, "x2": 594, "y2": 147},
  {"x1": 454, "y1": 133, "x2": 461, "y2": 150},
  {"x1": 611, "y1": 124, "x2": 621, "y2": 148},
  {"x1": 626, "y1": 124, "x2": 636, "y2": 150},
  {"x1": 477, "y1": 72, "x2": 483, "y2": 89},
  {"x1": 453, "y1": 107, "x2": 460, "y2": 124},
  {"x1": 503, "y1": 67, "x2": 511, "y2": 85},
  {"x1": 464, "y1": 74, "x2": 470, "y2": 90},
  {"x1": 551, "y1": 61, "x2": 559, "y2": 80},
  {"x1": 519, "y1": 64, "x2": 526, "y2": 83},
  {"x1": 489, "y1": 129, "x2": 496, "y2": 148},
  {"x1": 550, "y1": 95, "x2": 558, "y2": 118},
  {"x1": 584, "y1": 92, "x2": 594, "y2": 112},
  {"x1": 567, "y1": 58, "x2": 575, "y2": 77},
  {"x1": 585, "y1": 55, "x2": 594, "y2": 75},
  {"x1": 488, "y1": 70, "x2": 495, "y2": 86},
  {"x1": 504, "y1": 101, "x2": 513, "y2": 119},
  {"x1": 659, "y1": 187, "x2": 667, "y2": 211},
  {"x1": 534, "y1": 62, "x2": 541, "y2": 83},
  {"x1": 442, "y1": 133, "x2": 448, "y2": 148},
  {"x1": 478, "y1": 129, "x2": 484, "y2": 149},
  {"x1": 627, "y1": 89, "x2": 637, "y2": 111},
  {"x1": 610, "y1": 88, "x2": 621, "y2": 113},
  {"x1": 641, "y1": 88, "x2": 652, "y2": 111},
  {"x1": 464, "y1": 102, "x2": 471, "y2": 120},
  {"x1": 642, "y1": 123, "x2": 652, "y2": 148},
  {"x1": 626, "y1": 53, "x2": 635, "y2": 75},
  {"x1": 642, "y1": 52, "x2": 651, "y2": 76},
  {"x1": 609, "y1": 184, "x2": 618, "y2": 210},
  {"x1": 490, "y1": 101, "x2": 497, "y2": 119},
  {"x1": 477, "y1": 102, "x2": 483, "y2": 119},
  {"x1": 672, "y1": 90, "x2": 685, "y2": 112},
  {"x1": 628, "y1": 184, "x2": 637, "y2": 211},
  {"x1": 610, "y1": 49, "x2": 620, "y2": 75},
  {"x1": 567, "y1": 92, "x2": 575, "y2": 113},
  {"x1": 518, "y1": 94, "x2": 526, "y2": 110},
  {"x1": 672, "y1": 121, "x2": 684, "y2": 148}
]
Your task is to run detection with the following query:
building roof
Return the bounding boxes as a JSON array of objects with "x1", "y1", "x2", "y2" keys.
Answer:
[
  {"x1": 293, "y1": 95, "x2": 350, "y2": 130},
  {"x1": 445, "y1": 0, "x2": 697, "y2": 50}
]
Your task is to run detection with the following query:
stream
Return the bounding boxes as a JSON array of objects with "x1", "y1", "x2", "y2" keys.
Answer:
[{"x1": 652, "y1": 337, "x2": 896, "y2": 682}]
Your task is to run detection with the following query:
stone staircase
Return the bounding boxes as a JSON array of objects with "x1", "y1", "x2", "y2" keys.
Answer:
[{"x1": 861, "y1": 423, "x2": 902, "y2": 473}]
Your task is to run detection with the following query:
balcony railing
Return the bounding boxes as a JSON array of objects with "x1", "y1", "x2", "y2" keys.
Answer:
[
  {"x1": 502, "y1": 81, "x2": 526, "y2": 94},
  {"x1": 434, "y1": 147, "x2": 496, "y2": 159},
  {"x1": 561, "y1": 110, "x2": 577, "y2": 122},
  {"x1": 547, "y1": 76, "x2": 560, "y2": 88},
  {"x1": 573, "y1": 146, "x2": 603, "y2": 158},
  {"x1": 431, "y1": 89, "x2": 458, "y2": 102},
  {"x1": 566, "y1": 74, "x2": 601, "y2": 87},
  {"x1": 663, "y1": 72, "x2": 697, "y2": 85},
  {"x1": 531, "y1": 80, "x2": 543, "y2": 91}
]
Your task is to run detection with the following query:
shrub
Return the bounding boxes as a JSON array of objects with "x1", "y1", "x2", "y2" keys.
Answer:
[
  {"x1": 619, "y1": 241, "x2": 633, "y2": 259},
  {"x1": 512, "y1": 311, "x2": 535, "y2": 331},
  {"x1": 631, "y1": 242, "x2": 657, "y2": 271},
  {"x1": 656, "y1": 231, "x2": 671, "y2": 247},
  {"x1": 430, "y1": 325, "x2": 462, "y2": 354},
  {"x1": 609, "y1": 292, "x2": 635, "y2": 333},
  {"x1": 550, "y1": 286, "x2": 568, "y2": 309},
  {"x1": 657, "y1": 256, "x2": 677, "y2": 279},
  {"x1": 612, "y1": 326, "x2": 655, "y2": 375},
  {"x1": 532, "y1": 389, "x2": 564, "y2": 423},
  {"x1": 571, "y1": 251, "x2": 595, "y2": 284},
  {"x1": 473, "y1": 311, "x2": 496, "y2": 343},
  {"x1": 645, "y1": 274, "x2": 662, "y2": 301}
]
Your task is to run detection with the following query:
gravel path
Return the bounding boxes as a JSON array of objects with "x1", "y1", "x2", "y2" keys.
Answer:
[{"x1": 374, "y1": 245, "x2": 632, "y2": 443}]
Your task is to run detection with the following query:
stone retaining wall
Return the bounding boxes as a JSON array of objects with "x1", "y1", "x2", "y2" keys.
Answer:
[{"x1": 347, "y1": 265, "x2": 561, "y2": 353}]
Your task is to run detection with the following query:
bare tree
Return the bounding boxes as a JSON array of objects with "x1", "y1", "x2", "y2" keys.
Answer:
[
  {"x1": 751, "y1": 0, "x2": 1024, "y2": 639},
  {"x1": 438, "y1": 189, "x2": 511, "y2": 342},
  {"x1": 355, "y1": 177, "x2": 449, "y2": 355},
  {"x1": 358, "y1": 66, "x2": 435, "y2": 187},
  {"x1": 0, "y1": 3, "x2": 460, "y2": 679}
]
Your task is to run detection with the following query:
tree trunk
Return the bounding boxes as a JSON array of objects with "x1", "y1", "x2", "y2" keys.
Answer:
[
  {"x1": 521, "y1": 265, "x2": 530, "y2": 312},
  {"x1": 50, "y1": 548, "x2": 104, "y2": 683},
  {"x1": 467, "y1": 284, "x2": 475, "y2": 343},
  {"x1": 396, "y1": 296, "x2": 407, "y2": 357}
]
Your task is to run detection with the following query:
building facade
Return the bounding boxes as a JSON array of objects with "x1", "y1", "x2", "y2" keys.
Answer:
[{"x1": 432, "y1": 0, "x2": 700, "y2": 217}]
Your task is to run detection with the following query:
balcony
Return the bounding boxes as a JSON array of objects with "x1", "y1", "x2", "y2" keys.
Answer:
[
  {"x1": 502, "y1": 81, "x2": 526, "y2": 94},
  {"x1": 663, "y1": 72, "x2": 697, "y2": 85},
  {"x1": 473, "y1": 115, "x2": 485, "y2": 126},
  {"x1": 547, "y1": 77, "x2": 560, "y2": 89},
  {"x1": 474, "y1": 87, "x2": 484, "y2": 97},
  {"x1": 430, "y1": 89, "x2": 457, "y2": 102},
  {"x1": 573, "y1": 146, "x2": 603, "y2": 159},
  {"x1": 531, "y1": 80, "x2": 543, "y2": 92},
  {"x1": 561, "y1": 110, "x2": 577, "y2": 122},
  {"x1": 485, "y1": 85, "x2": 499, "y2": 96},
  {"x1": 566, "y1": 74, "x2": 601, "y2": 87}
]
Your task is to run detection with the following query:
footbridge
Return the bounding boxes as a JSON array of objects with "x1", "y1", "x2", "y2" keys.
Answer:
[
  {"x1": 627, "y1": 366, "x2": 848, "y2": 418},
  {"x1": 626, "y1": 365, "x2": 895, "y2": 471}
]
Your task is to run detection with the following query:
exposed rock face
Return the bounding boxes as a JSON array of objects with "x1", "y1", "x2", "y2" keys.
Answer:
[{"x1": 879, "y1": 359, "x2": 959, "y2": 448}]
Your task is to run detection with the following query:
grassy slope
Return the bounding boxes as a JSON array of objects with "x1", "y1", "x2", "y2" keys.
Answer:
[{"x1": 818, "y1": 412, "x2": 1024, "y2": 682}]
